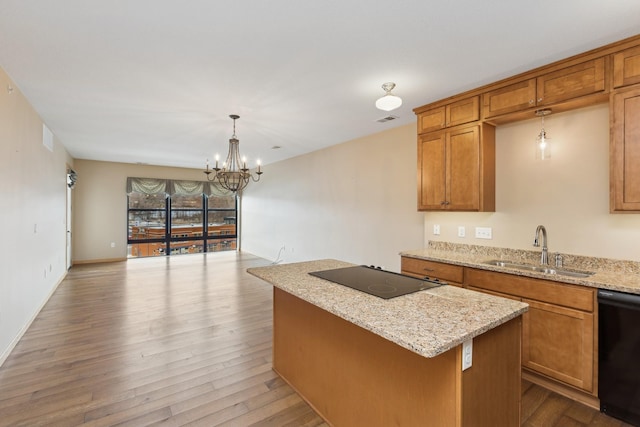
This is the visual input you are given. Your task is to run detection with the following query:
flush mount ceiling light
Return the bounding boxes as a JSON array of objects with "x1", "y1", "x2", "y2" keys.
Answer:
[
  {"x1": 375, "y1": 82, "x2": 402, "y2": 111},
  {"x1": 204, "y1": 115, "x2": 263, "y2": 193},
  {"x1": 535, "y1": 109, "x2": 552, "y2": 161}
]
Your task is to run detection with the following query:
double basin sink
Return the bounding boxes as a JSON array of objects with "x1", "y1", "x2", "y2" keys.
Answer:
[{"x1": 483, "y1": 260, "x2": 594, "y2": 278}]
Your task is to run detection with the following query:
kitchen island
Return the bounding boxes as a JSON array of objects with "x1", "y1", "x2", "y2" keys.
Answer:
[{"x1": 248, "y1": 259, "x2": 528, "y2": 427}]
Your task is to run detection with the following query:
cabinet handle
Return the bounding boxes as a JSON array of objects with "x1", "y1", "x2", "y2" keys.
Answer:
[
  {"x1": 529, "y1": 99, "x2": 534, "y2": 104},
  {"x1": 423, "y1": 267, "x2": 435, "y2": 272},
  {"x1": 537, "y1": 97, "x2": 543, "y2": 103}
]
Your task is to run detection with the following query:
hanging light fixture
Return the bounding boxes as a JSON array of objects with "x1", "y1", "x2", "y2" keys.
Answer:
[
  {"x1": 535, "y1": 109, "x2": 552, "y2": 160},
  {"x1": 375, "y1": 82, "x2": 402, "y2": 111},
  {"x1": 204, "y1": 115, "x2": 263, "y2": 193}
]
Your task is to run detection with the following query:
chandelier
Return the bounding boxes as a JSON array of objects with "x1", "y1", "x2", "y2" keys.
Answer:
[{"x1": 204, "y1": 114, "x2": 263, "y2": 193}]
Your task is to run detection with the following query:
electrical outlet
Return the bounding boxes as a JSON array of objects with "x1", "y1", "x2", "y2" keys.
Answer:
[
  {"x1": 110, "y1": 242, "x2": 116, "y2": 248},
  {"x1": 457, "y1": 226, "x2": 466, "y2": 238},
  {"x1": 433, "y1": 224, "x2": 440, "y2": 235},
  {"x1": 475, "y1": 227, "x2": 492, "y2": 239},
  {"x1": 462, "y1": 339, "x2": 473, "y2": 370}
]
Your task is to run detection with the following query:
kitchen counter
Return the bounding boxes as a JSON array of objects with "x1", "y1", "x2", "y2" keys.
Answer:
[
  {"x1": 248, "y1": 258, "x2": 527, "y2": 358},
  {"x1": 401, "y1": 242, "x2": 640, "y2": 295}
]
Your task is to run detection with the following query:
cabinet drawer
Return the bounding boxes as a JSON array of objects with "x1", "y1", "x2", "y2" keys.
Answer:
[
  {"x1": 537, "y1": 58, "x2": 605, "y2": 105},
  {"x1": 465, "y1": 268, "x2": 594, "y2": 312},
  {"x1": 401, "y1": 257, "x2": 464, "y2": 284},
  {"x1": 614, "y1": 45, "x2": 640, "y2": 88}
]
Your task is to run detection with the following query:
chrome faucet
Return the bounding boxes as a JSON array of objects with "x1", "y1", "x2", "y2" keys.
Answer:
[{"x1": 533, "y1": 225, "x2": 548, "y2": 265}]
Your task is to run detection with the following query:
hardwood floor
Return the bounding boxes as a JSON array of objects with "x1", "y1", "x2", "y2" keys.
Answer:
[{"x1": 0, "y1": 252, "x2": 632, "y2": 426}]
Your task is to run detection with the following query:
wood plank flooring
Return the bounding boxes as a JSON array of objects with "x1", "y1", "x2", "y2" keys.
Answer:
[{"x1": 0, "y1": 252, "x2": 633, "y2": 426}]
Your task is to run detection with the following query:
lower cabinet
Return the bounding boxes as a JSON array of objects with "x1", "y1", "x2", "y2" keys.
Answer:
[
  {"x1": 465, "y1": 267, "x2": 597, "y2": 396},
  {"x1": 522, "y1": 299, "x2": 595, "y2": 392}
]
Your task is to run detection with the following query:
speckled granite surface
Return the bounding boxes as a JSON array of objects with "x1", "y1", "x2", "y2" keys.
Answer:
[
  {"x1": 400, "y1": 241, "x2": 640, "y2": 295},
  {"x1": 247, "y1": 259, "x2": 528, "y2": 359}
]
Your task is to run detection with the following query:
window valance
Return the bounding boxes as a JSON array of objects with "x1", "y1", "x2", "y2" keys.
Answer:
[{"x1": 126, "y1": 177, "x2": 232, "y2": 197}]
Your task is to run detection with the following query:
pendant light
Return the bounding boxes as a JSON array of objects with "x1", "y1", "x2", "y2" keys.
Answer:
[{"x1": 535, "y1": 109, "x2": 552, "y2": 160}]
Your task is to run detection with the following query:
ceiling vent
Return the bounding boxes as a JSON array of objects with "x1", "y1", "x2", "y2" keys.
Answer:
[{"x1": 376, "y1": 115, "x2": 399, "y2": 123}]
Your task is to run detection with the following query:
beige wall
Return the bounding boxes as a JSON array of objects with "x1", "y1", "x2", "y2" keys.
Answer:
[
  {"x1": 0, "y1": 67, "x2": 72, "y2": 363},
  {"x1": 425, "y1": 103, "x2": 640, "y2": 261},
  {"x1": 73, "y1": 102, "x2": 640, "y2": 268},
  {"x1": 72, "y1": 160, "x2": 206, "y2": 262},
  {"x1": 241, "y1": 124, "x2": 425, "y2": 272}
]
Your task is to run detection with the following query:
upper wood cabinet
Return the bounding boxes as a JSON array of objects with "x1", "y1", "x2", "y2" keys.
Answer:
[
  {"x1": 414, "y1": 34, "x2": 640, "y2": 215},
  {"x1": 417, "y1": 96, "x2": 479, "y2": 134},
  {"x1": 418, "y1": 123, "x2": 495, "y2": 211},
  {"x1": 613, "y1": 45, "x2": 640, "y2": 88},
  {"x1": 482, "y1": 58, "x2": 606, "y2": 119},
  {"x1": 482, "y1": 79, "x2": 537, "y2": 118},
  {"x1": 611, "y1": 86, "x2": 640, "y2": 212}
]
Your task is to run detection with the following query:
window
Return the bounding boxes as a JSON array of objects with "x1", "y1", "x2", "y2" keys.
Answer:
[{"x1": 126, "y1": 177, "x2": 237, "y2": 258}]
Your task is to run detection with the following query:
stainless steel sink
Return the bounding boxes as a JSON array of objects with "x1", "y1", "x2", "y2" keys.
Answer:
[{"x1": 483, "y1": 260, "x2": 594, "y2": 278}]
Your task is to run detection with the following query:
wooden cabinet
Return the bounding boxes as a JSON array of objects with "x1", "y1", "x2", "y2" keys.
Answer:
[
  {"x1": 536, "y1": 58, "x2": 605, "y2": 106},
  {"x1": 611, "y1": 86, "x2": 640, "y2": 212},
  {"x1": 401, "y1": 257, "x2": 463, "y2": 286},
  {"x1": 482, "y1": 79, "x2": 537, "y2": 118},
  {"x1": 482, "y1": 58, "x2": 606, "y2": 119},
  {"x1": 417, "y1": 123, "x2": 495, "y2": 211},
  {"x1": 613, "y1": 45, "x2": 640, "y2": 88},
  {"x1": 464, "y1": 268, "x2": 597, "y2": 395},
  {"x1": 522, "y1": 299, "x2": 594, "y2": 392},
  {"x1": 417, "y1": 96, "x2": 479, "y2": 134}
]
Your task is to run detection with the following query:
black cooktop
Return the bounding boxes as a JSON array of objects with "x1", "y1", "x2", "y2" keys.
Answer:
[{"x1": 309, "y1": 265, "x2": 444, "y2": 299}]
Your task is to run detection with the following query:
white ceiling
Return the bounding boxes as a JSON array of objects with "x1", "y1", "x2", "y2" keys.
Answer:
[{"x1": 1, "y1": 1, "x2": 639, "y2": 170}]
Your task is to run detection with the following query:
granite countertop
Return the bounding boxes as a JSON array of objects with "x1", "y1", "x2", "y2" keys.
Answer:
[
  {"x1": 400, "y1": 242, "x2": 640, "y2": 295},
  {"x1": 247, "y1": 259, "x2": 528, "y2": 359}
]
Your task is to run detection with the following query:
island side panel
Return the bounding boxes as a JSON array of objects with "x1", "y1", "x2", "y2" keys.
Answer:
[
  {"x1": 461, "y1": 316, "x2": 522, "y2": 426},
  {"x1": 273, "y1": 287, "x2": 460, "y2": 426}
]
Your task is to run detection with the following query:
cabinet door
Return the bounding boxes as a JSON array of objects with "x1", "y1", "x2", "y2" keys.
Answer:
[
  {"x1": 537, "y1": 58, "x2": 605, "y2": 105},
  {"x1": 482, "y1": 79, "x2": 536, "y2": 118},
  {"x1": 522, "y1": 299, "x2": 594, "y2": 393},
  {"x1": 418, "y1": 107, "x2": 445, "y2": 134},
  {"x1": 447, "y1": 126, "x2": 480, "y2": 210},
  {"x1": 614, "y1": 45, "x2": 640, "y2": 88},
  {"x1": 418, "y1": 132, "x2": 447, "y2": 210},
  {"x1": 611, "y1": 86, "x2": 640, "y2": 211},
  {"x1": 446, "y1": 96, "x2": 479, "y2": 127}
]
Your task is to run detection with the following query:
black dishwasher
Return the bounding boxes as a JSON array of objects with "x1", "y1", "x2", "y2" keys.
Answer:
[{"x1": 599, "y1": 289, "x2": 640, "y2": 426}]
